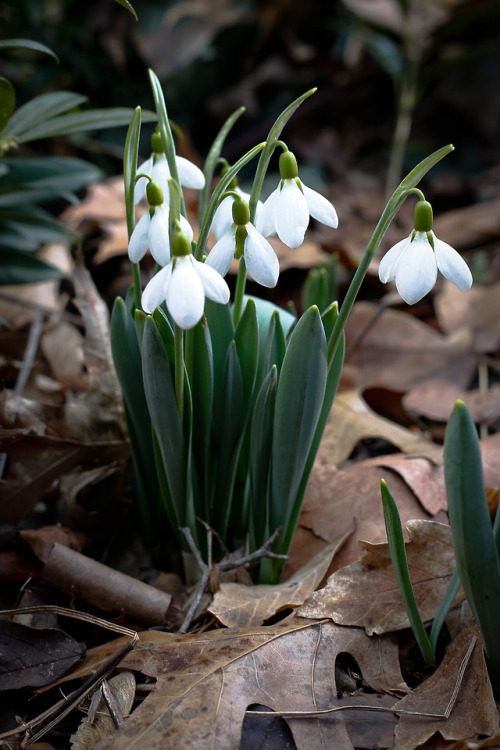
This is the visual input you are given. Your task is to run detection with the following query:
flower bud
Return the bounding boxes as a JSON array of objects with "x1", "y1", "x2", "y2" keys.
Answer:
[
  {"x1": 232, "y1": 197, "x2": 250, "y2": 226},
  {"x1": 171, "y1": 231, "x2": 192, "y2": 257},
  {"x1": 279, "y1": 150, "x2": 299, "y2": 180},
  {"x1": 151, "y1": 129, "x2": 163, "y2": 155},
  {"x1": 146, "y1": 180, "x2": 164, "y2": 206},
  {"x1": 414, "y1": 200, "x2": 433, "y2": 233}
]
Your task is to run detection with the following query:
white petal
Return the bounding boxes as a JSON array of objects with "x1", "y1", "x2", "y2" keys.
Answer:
[
  {"x1": 128, "y1": 212, "x2": 151, "y2": 262},
  {"x1": 378, "y1": 235, "x2": 412, "y2": 283},
  {"x1": 275, "y1": 180, "x2": 309, "y2": 248},
  {"x1": 166, "y1": 256, "x2": 205, "y2": 329},
  {"x1": 302, "y1": 183, "x2": 338, "y2": 228},
  {"x1": 141, "y1": 264, "x2": 172, "y2": 313},
  {"x1": 244, "y1": 224, "x2": 279, "y2": 288},
  {"x1": 256, "y1": 185, "x2": 280, "y2": 237},
  {"x1": 134, "y1": 156, "x2": 154, "y2": 203},
  {"x1": 179, "y1": 214, "x2": 194, "y2": 241},
  {"x1": 149, "y1": 205, "x2": 171, "y2": 266},
  {"x1": 211, "y1": 196, "x2": 234, "y2": 240},
  {"x1": 193, "y1": 259, "x2": 230, "y2": 304},
  {"x1": 176, "y1": 156, "x2": 205, "y2": 190},
  {"x1": 205, "y1": 230, "x2": 236, "y2": 276},
  {"x1": 433, "y1": 234, "x2": 473, "y2": 291},
  {"x1": 151, "y1": 155, "x2": 171, "y2": 201},
  {"x1": 394, "y1": 235, "x2": 437, "y2": 305}
]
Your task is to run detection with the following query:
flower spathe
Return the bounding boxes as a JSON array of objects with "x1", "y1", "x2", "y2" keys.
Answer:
[
  {"x1": 141, "y1": 233, "x2": 230, "y2": 329},
  {"x1": 379, "y1": 199, "x2": 473, "y2": 305},
  {"x1": 128, "y1": 182, "x2": 193, "y2": 267},
  {"x1": 256, "y1": 150, "x2": 338, "y2": 248},
  {"x1": 206, "y1": 197, "x2": 279, "y2": 288}
]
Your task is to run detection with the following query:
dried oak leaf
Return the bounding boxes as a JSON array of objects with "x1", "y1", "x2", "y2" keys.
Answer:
[
  {"x1": 344, "y1": 302, "x2": 476, "y2": 392},
  {"x1": 297, "y1": 520, "x2": 463, "y2": 634},
  {"x1": 94, "y1": 619, "x2": 407, "y2": 750},
  {"x1": 0, "y1": 621, "x2": 85, "y2": 690},
  {"x1": 209, "y1": 540, "x2": 343, "y2": 628},
  {"x1": 319, "y1": 389, "x2": 443, "y2": 468},
  {"x1": 394, "y1": 622, "x2": 498, "y2": 750}
]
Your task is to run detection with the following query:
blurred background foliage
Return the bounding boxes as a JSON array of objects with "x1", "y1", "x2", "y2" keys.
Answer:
[{"x1": 2, "y1": 0, "x2": 500, "y2": 186}]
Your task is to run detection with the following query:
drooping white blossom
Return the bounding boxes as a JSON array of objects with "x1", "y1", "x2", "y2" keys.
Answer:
[
  {"x1": 141, "y1": 234, "x2": 230, "y2": 329},
  {"x1": 256, "y1": 150, "x2": 338, "y2": 248}
]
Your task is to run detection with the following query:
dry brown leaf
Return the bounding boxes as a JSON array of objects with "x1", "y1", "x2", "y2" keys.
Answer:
[
  {"x1": 93, "y1": 618, "x2": 407, "y2": 750},
  {"x1": 70, "y1": 672, "x2": 136, "y2": 749},
  {"x1": 297, "y1": 520, "x2": 463, "y2": 634},
  {"x1": 403, "y1": 379, "x2": 500, "y2": 426},
  {"x1": 435, "y1": 281, "x2": 500, "y2": 354},
  {"x1": 344, "y1": 302, "x2": 477, "y2": 392},
  {"x1": 394, "y1": 622, "x2": 498, "y2": 750},
  {"x1": 209, "y1": 540, "x2": 343, "y2": 628},
  {"x1": 319, "y1": 389, "x2": 443, "y2": 468},
  {"x1": 372, "y1": 453, "x2": 447, "y2": 516},
  {"x1": 285, "y1": 458, "x2": 449, "y2": 579}
]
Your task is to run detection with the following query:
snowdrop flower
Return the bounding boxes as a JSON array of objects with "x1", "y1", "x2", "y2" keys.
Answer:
[
  {"x1": 142, "y1": 231, "x2": 230, "y2": 329},
  {"x1": 379, "y1": 199, "x2": 473, "y2": 305},
  {"x1": 134, "y1": 129, "x2": 205, "y2": 204},
  {"x1": 211, "y1": 180, "x2": 263, "y2": 241},
  {"x1": 128, "y1": 181, "x2": 193, "y2": 266},
  {"x1": 206, "y1": 197, "x2": 279, "y2": 288},
  {"x1": 256, "y1": 150, "x2": 338, "y2": 248}
]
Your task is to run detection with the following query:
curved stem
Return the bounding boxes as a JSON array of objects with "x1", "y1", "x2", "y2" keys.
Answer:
[
  {"x1": 174, "y1": 323, "x2": 184, "y2": 423},
  {"x1": 232, "y1": 257, "x2": 247, "y2": 326}
]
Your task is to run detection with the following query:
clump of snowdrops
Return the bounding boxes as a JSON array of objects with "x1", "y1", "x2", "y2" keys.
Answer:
[{"x1": 111, "y1": 69, "x2": 472, "y2": 584}]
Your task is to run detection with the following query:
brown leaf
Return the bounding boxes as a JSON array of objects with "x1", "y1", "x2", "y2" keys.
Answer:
[
  {"x1": 403, "y1": 380, "x2": 500, "y2": 426},
  {"x1": 19, "y1": 525, "x2": 85, "y2": 563},
  {"x1": 297, "y1": 520, "x2": 463, "y2": 634},
  {"x1": 394, "y1": 622, "x2": 498, "y2": 749},
  {"x1": 285, "y1": 457, "x2": 448, "y2": 579},
  {"x1": 435, "y1": 281, "x2": 500, "y2": 354},
  {"x1": 319, "y1": 389, "x2": 443, "y2": 468},
  {"x1": 209, "y1": 541, "x2": 342, "y2": 628},
  {"x1": 0, "y1": 621, "x2": 85, "y2": 690},
  {"x1": 70, "y1": 672, "x2": 136, "y2": 750},
  {"x1": 93, "y1": 618, "x2": 407, "y2": 750},
  {"x1": 344, "y1": 302, "x2": 476, "y2": 392}
]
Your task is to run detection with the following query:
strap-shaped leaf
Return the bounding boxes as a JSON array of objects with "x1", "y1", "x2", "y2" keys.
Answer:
[
  {"x1": 249, "y1": 366, "x2": 277, "y2": 549},
  {"x1": 270, "y1": 306, "x2": 327, "y2": 555},
  {"x1": 0, "y1": 38, "x2": 59, "y2": 62},
  {"x1": 444, "y1": 400, "x2": 500, "y2": 691},
  {"x1": 235, "y1": 297, "x2": 259, "y2": 417},
  {"x1": 142, "y1": 315, "x2": 187, "y2": 529},
  {"x1": 0, "y1": 246, "x2": 66, "y2": 284},
  {"x1": 4, "y1": 92, "x2": 87, "y2": 137}
]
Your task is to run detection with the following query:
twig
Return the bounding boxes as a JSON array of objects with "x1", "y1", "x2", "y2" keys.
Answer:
[
  {"x1": 178, "y1": 526, "x2": 288, "y2": 633},
  {"x1": 247, "y1": 636, "x2": 477, "y2": 720}
]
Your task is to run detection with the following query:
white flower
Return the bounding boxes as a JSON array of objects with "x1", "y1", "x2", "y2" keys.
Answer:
[
  {"x1": 256, "y1": 151, "x2": 338, "y2": 248},
  {"x1": 211, "y1": 189, "x2": 262, "y2": 240},
  {"x1": 379, "y1": 230, "x2": 473, "y2": 305},
  {"x1": 206, "y1": 222, "x2": 279, "y2": 288},
  {"x1": 142, "y1": 248, "x2": 230, "y2": 329},
  {"x1": 128, "y1": 203, "x2": 193, "y2": 267},
  {"x1": 135, "y1": 152, "x2": 205, "y2": 204}
]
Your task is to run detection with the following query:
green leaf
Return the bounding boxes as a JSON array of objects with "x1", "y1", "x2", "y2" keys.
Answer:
[
  {"x1": 7, "y1": 107, "x2": 157, "y2": 143},
  {"x1": 235, "y1": 297, "x2": 259, "y2": 416},
  {"x1": 0, "y1": 246, "x2": 66, "y2": 285},
  {"x1": 110, "y1": 298, "x2": 160, "y2": 538},
  {"x1": 142, "y1": 315, "x2": 187, "y2": 530},
  {"x1": 380, "y1": 479, "x2": 436, "y2": 666},
  {"x1": 249, "y1": 366, "x2": 277, "y2": 550},
  {"x1": 4, "y1": 92, "x2": 88, "y2": 138},
  {"x1": 444, "y1": 400, "x2": 500, "y2": 693},
  {"x1": 270, "y1": 306, "x2": 327, "y2": 565},
  {"x1": 123, "y1": 107, "x2": 141, "y2": 238},
  {"x1": 112, "y1": 0, "x2": 138, "y2": 20},
  {"x1": 0, "y1": 39, "x2": 59, "y2": 63},
  {"x1": 0, "y1": 77, "x2": 15, "y2": 133},
  {"x1": 429, "y1": 567, "x2": 461, "y2": 653}
]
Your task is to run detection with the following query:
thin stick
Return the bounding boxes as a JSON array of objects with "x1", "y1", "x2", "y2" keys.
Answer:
[{"x1": 247, "y1": 636, "x2": 476, "y2": 721}]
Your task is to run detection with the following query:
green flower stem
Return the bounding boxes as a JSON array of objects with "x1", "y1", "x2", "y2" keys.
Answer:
[
  {"x1": 248, "y1": 90, "x2": 316, "y2": 223},
  {"x1": 232, "y1": 257, "x2": 247, "y2": 326},
  {"x1": 123, "y1": 105, "x2": 142, "y2": 309},
  {"x1": 174, "y1": 323, "x2": 184, "y2": 424},
  {"x1": 327, "y1": 145, "x2": 454, "y2": 368},
  {"x1": 195, "y1": 143, "x2": 265, "y2": 261}
]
